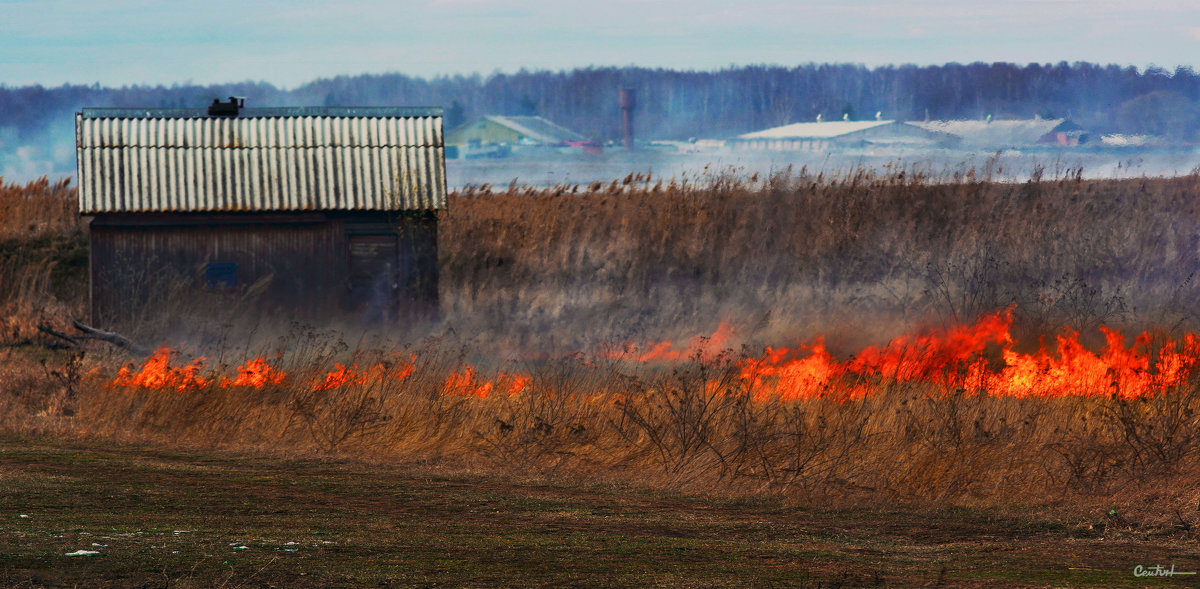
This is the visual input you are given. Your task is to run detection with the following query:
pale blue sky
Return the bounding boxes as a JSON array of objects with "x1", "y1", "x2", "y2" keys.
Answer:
[{"x1": 1, "y1": 0, "x2": 1197, "y2": 88}]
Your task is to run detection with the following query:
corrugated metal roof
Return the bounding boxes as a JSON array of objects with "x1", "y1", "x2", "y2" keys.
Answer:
[
  {"x1": 76, "y1": 108, "x2": 446, "y2": 213},
  {"x1": 738, "y1": 120, "x2": 895, "y2": 140}
]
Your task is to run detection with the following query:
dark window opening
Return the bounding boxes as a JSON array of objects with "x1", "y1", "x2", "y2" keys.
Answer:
[{"x1": 205, "y1": 262, "x2": 238, "y2": 288}]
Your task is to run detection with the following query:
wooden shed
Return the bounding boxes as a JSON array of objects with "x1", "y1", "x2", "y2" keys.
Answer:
[{"x1": 75, "y1": 100, "x2": 447, "y2": 328}]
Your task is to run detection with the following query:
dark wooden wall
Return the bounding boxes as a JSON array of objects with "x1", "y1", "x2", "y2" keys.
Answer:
[{"x1": 88, "y1": 211, "x2": 438, "y2": 328}]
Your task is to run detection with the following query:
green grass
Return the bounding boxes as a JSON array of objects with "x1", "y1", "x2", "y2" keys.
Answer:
[{"x1": 2, "y1": 433, "x2": 1197, "y2": 587}]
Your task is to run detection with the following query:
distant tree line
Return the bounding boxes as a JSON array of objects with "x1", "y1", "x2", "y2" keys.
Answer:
[{"x1": 3, "y1": 62, "x2": 1200, "y2": 176}]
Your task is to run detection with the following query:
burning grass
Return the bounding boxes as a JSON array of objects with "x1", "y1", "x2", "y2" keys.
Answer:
[
  {"x1": 30, "y1": 313, "x2": 1194, "y2": 535},
  {"x1": 7, "y1": 168, "x2": 1200, "y2": 534}
]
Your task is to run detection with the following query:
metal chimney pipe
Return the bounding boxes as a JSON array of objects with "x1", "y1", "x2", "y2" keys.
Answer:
[{"x1": 619, "y1": 88, "x2": 636, "y2": 151}]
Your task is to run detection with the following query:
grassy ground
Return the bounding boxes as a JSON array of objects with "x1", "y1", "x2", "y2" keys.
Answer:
[{"x1": 1, "y1": 433, "x2": 1197, "y2": 588}]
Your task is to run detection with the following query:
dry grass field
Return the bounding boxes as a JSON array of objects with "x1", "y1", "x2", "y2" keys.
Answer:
[{"x1": 4, "y1": 168, "x2": 1200, "y2": 585}]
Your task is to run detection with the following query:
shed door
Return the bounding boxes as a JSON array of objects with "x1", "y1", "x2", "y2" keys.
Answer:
[{"x1": 347, "y1": 235, "x2": 400, "y2": 315}]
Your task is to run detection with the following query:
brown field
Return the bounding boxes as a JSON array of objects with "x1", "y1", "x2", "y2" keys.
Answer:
[{"x1": 4, "y1": 168, "x2": 1200, "y2": 585}]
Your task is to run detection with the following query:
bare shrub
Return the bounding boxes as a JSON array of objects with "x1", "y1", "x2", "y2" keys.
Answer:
[
  {"x1": 475, "y1": 354, "x2": 620, "y2": 472},
  {"x1": 1101, "y1": 383, "x2": 1200, "y2": 474},
  {"x1": 611, "y1": 354, "x2": 748, "y2": 482}
]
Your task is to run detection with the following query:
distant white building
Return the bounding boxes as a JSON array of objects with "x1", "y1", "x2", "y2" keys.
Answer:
[
  {"x1": 446, "y1": 115, "x2": 586, "y2": 147},
  {"x1": 648, "y1": 139, "x2": 727, "y2": 154},
  {"x1": 731, "y1": 120, "x2": 949, "y2": 152},
  {"x1": 445, "y1": 115, "x2": 599, "y2": 158},
  {"x1": 1100, "y1": 134, "x2": 1160, "y2": 147},
  {"x1": 906, "y1": 118, "x2": 1089, "y2": 148}
]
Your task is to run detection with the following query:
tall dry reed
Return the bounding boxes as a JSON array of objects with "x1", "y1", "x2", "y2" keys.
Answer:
[
  {"x1": 0, "y1": 177, "x2": 85, "y2": 345},
  {"x1": 440, "y1": 168, "x2": 1200, "y2": 357}
]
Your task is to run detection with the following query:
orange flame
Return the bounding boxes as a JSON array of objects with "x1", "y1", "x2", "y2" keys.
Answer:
[
  {"x1": 612, "y1": 322, "x2": 736, "y2": 362},
  {"x1": 442, "y1": 367, "x2": 530, "y2": 398},
  {"x1": 312, "y1": 355, "x2": 416, "y2": 391},
  {"x1": 221, "y1": 358, "x2": 287, "y2": 387},
  {"x1": 109, "y1": 348, "x2": 209, "y2": 392},
  {"x1": 107, "y1": 313, "x2": 1200, "y2": 402},
  {"x1": 849, "y1": 311, "x2": 1013, "y2": 381},
  {"x1": 314, "y1": 363, "x2": 363, "y2": 391},
  {"x1": 742, "y1": 311, "x2": 1200, "y2": 400},
  {"x1": 499, "y1": 373, "x2": 532, "y2": 395},
  {"x1": 443, "y1": 367, "x2": 490, "y2": 398},
  {"x1": 978, "y1": 327, "x2": 1169, "y2": 399},
  {"x1": 109, "y1": 352, "x2": 415, "y2": 393},
  {"x1": 740, "y1": 338, "x2": 844, "y2": 401}
]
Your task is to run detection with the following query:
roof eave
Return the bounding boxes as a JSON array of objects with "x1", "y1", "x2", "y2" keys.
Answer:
[{"x1": 80, "y1": 106, "x2": 445, "y2": 119}]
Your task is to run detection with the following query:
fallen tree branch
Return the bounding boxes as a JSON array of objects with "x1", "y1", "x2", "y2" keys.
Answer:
[
  {"x1": 31, "y1": 320, "x2": 152, "y2": 357},
  {"x1": 70, "y1": 320, "x2": 152, "y2": 356},
  {"x1": 36, "y1": 324, "x2": 84, "y2": 349}
]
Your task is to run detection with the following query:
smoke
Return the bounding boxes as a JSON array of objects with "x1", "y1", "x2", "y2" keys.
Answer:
[
  {"x1": 0, "y1": 112, "x2": 78, "y2": 183},
  {"x1": 447, "y1": 148, "x2": 1200, "y2": 190}
]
